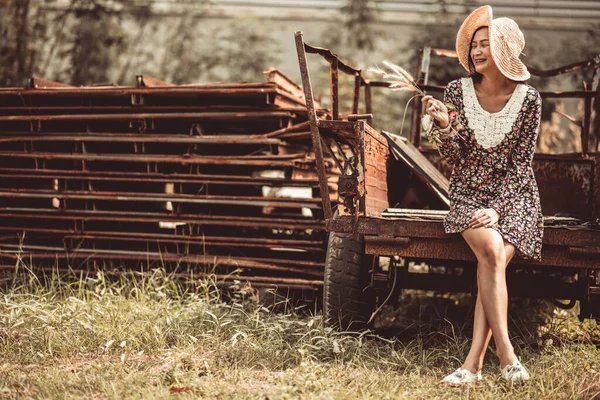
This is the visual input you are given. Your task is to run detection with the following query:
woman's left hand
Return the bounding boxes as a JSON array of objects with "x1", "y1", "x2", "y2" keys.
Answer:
[{"x1": 468, "y1": 208, "x2": 500, "y2": 229}]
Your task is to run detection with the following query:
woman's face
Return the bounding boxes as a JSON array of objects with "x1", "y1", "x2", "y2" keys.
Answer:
[{"x1": 470, "y1": 27, "x2": 496, "y2": 75}]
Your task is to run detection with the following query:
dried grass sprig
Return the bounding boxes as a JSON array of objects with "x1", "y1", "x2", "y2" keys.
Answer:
[
  {"x1": 368, "y1": 60, "x2": 464, "y2": 149},
  {"x1": 367, "y1": 61, "x2": 425, "y2": 96},
  {"x1": 368, "y1": 60, "x2": 425, "y2": 135}
]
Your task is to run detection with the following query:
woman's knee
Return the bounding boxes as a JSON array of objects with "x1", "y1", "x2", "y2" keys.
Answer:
[
  {"x1": 476, "y1": 241, "x2": 506, "y2": 269},
  {"x1": 463, "y1": 228, "x2": 508, "y2": 269}
]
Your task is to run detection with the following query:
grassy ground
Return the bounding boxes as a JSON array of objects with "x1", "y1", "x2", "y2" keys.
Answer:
[{"x1": 1, "y1": 267, "x2": 599, "y2": 399}]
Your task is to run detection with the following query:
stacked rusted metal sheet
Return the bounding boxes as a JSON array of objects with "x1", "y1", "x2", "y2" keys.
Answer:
[{"x1": 0, "y1": 70, "x2": 335, "y2": 293}]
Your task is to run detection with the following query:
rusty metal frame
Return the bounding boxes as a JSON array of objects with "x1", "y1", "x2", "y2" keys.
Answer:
[
  {"x1": 295, "y1": 32, "x2": 333, "y2": 220},
  {"x1": 411, "y1": 47, "x2": 600, "y2": 154},
  {"x1": 294, "y1": 31, "x2": 392, "y2": 218},
  {"x1": 328, "y1": 214, "x2": 600, "y2": 267},
  {"x1": 292, "y1": 38, "x2": 600, "y2": 319}
]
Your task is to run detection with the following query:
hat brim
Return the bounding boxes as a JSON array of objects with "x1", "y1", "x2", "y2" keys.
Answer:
[
  {"x1": 489, "y1": 20, "x2": 531, "y2": 81},
  {"x1": 456, "y1": 6, "x2": 493, "y2": 73}
]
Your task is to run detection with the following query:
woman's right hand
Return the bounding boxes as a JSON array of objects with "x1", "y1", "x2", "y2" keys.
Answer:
[{"x1": 422, "y1": 95, "x2": 450, "y2": 129}]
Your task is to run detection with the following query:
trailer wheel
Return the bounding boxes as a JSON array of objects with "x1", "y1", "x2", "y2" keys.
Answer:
[
  {"x1": 580, "y1": 286, "x2": 600, "y2": 323},
  {"x1": 592, "y1": 296, "x2": 600, "y2": 323},
  {"x1": 323, "y1": 231, "x2": 375, "y2": 331}
]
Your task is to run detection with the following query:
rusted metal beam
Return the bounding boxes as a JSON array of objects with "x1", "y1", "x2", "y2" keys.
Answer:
[
  {"x1": 364, "y1": 83, "x2": 373, "y2": 126},
  {"x1": 0, "y1": 243, "x2": 325, "y2": 268},
  {"x1": 0, "y1": 83, "x2": 281, "y2": 93},
  {"x1": 0, "y1": 209, "x2": 323, "y2": 230},
  {"x1": 28, "y1": 76, "x2": 72, "y2": 89},
  {"x1": 264, "y1": 121, "x2": 310, "y2": 138},
  {"x1": 295, "y1": 31, "x2": 332, "y2": 220},
  {"x1": 0, "y1": 105, "x2": 311, "y2": 114},
  {"x1": 0, "y1": 111, "x2": 294, "y2": 122},
  {"x1": 264, "y1": 68, "x2": 308, "y2": 105},
  {"x1": 364, "y1": 81, "x2": 393, "y2": 88},
  {"x1": 0, "y1": 151, "x2": 315, "y2": 167},
  {"x1": 365, "y1": 236, "x2": 600, "y2": 268},
  {"x1": 0, "y1": 264, "x2": 323, "y2": 289},
  {"x1": 395, "y1": 268, "x2": 584, "y2": 300},
  {"x1": 328, "y1": 215, "x2": 600, "y2": 247},
  {"x1": 136, "y1": 75, "x2": 175, "y2": 87},
  {"x1": 352, "y1": 73, "x2": 361, "y2": 115},
  {"x1": 528, "y1": 55, "x2": 600, "y2": 78},
  {"x1": 0, "y1": 168, "x2": 320, "y2": 187},
  {"x1": 347, "y1": 114, "x2": 373, "y2": 121},
  {"x1": 0, "y1": 227, "x2": 324, "y2": 248},
  {"x1": 276, "y1": 131, "x2": 311, "y2": 140},
  {"x1": 410, "y1": 47, "x2": 430, "y2": 147},
  {"x1": 0, "y1": 189, "x2": 322, "y2": 209},
  {"x1": 428, "y1": 48, "x2": 457, "y2": 58},
  {"x1": 583, "y1": 96, "x2": 593, "y2": 155},
  {"x1": 594, "y1": 155, "x2": 600, "y2": 221},
  {"x1": 63, "y1": 235, "x2": 323, "y2": 252},
  {"x1": 0, "y1": 244, "x2": 323, "y2": 268},
  {"x1": 330, "y1": 58, "x2": 340, "y2": 120},
  {"x1": 0, "y1": 134, "x2": 284, "y2": 144},
  {"x1": 540, "y1": 91, "x2": 600, "y2": 99},
  {"x1": 302, "y1": 42, "x2": 362, "y2": 77},
  {"x1": 0, "y1": 249, "x2": 324, "y2": 277}
]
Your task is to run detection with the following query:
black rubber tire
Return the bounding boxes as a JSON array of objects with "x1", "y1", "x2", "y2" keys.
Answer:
[{"x1": 323, "y1": 231, "x2": 376, "y2": 331}]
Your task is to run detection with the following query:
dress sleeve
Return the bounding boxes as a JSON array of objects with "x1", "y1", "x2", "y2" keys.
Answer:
[
  {"x1": 430, "y1": 82, "x2": 464, "y2": 165},
  {"x1": 488, "y1": 89, "x2": 542, "y2": 218}
]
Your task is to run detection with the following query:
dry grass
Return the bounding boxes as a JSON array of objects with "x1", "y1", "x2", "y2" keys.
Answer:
[{"x1": 1, "y1": 267, "x2": 599, "y2": 399}]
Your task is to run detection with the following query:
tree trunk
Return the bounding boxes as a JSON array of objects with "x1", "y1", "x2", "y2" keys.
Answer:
[{"x1": 14, "y1": 0, "x2": 31, "y2": 86}]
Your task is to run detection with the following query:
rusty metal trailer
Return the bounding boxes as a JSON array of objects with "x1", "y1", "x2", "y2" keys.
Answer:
[
  {"x1": 0, "y1": 70, "x2": 341, "y2": 296},
  {"x1": 294, "y1": 31, "x2": 600, "y2": 329}
]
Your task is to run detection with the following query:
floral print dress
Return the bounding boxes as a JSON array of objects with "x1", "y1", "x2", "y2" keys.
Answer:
[{"x1": 432, "y1": 77, "x2": 543, "y2": 260}]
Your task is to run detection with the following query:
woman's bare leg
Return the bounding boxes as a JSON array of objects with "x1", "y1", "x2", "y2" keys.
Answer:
[
  {"x1": 461, "y1": 241, "x2": 515, "y2": 372},
  {"x1": 461, "y1": 227, "x2": 517, "y2": 368}
]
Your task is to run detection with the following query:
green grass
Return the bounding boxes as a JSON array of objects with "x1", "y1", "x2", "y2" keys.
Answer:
[{"x1": 0, "y1": 267, "x2": 599, "y2": 399}]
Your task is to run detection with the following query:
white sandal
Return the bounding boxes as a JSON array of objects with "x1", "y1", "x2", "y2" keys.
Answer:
[
  {"x1": 500, "y1": 359, "x2": 530, "y2": 382},
  {"x1": 441, "y1": 368, "x2": 482, "y2": 385}
]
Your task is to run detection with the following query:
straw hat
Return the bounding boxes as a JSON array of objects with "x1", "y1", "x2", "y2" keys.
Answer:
[{"x1": 456, "y1": 5, "x2": 530, "y2": 81}]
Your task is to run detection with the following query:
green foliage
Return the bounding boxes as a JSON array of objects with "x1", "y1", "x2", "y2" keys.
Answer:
[
  {"x1": 401, "y1": 1, "x2": 476, "y2": 87},
  {"x1": 217, "y1": 22, "x2": 281, "y2": 83},
  {"x1": 526, "y1": 25, "x2": 600, "y2": 91},
  {"x1": 0, "y1": 0, "x2": 50, "y2": 86},
  {"x1": 64, "y1": 1, "x2": 129, "y2": 85},
  {"x1": 156, "y1": 18, "x2": 280, "y2": 84},
  {"x1": 313, "y1": 1, "x2": 411, "y2": 135},
  {"x1": 340, "y1": 0, "x2": 380, "y2": 52},
  {"x1": 0, "y1": 0, "x2": 278, "y2": 86}
]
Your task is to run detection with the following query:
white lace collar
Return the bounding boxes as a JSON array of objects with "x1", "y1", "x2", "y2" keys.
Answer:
[{"x1": 461, "y1": 77, "x2": 528, "y2": 149}]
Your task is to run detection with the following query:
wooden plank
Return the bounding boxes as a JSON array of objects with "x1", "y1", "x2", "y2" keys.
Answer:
[{"x1": 382, "y1": 131, "x2": 450, "y2": 208}]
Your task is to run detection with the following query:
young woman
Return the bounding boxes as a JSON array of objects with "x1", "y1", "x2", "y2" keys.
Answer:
[{"x1": 421, "y1": 5, "x2": 543, "y2": 383}]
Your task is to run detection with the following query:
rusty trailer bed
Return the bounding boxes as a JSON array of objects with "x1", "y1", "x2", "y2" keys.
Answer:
[{"x1": 327, "y1": 209, "x2": 600, "y2": 268}]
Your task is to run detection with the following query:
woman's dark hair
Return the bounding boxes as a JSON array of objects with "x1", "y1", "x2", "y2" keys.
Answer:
[{"x1": 468, "y1": 26, "x2": 487, "y2": 82}]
